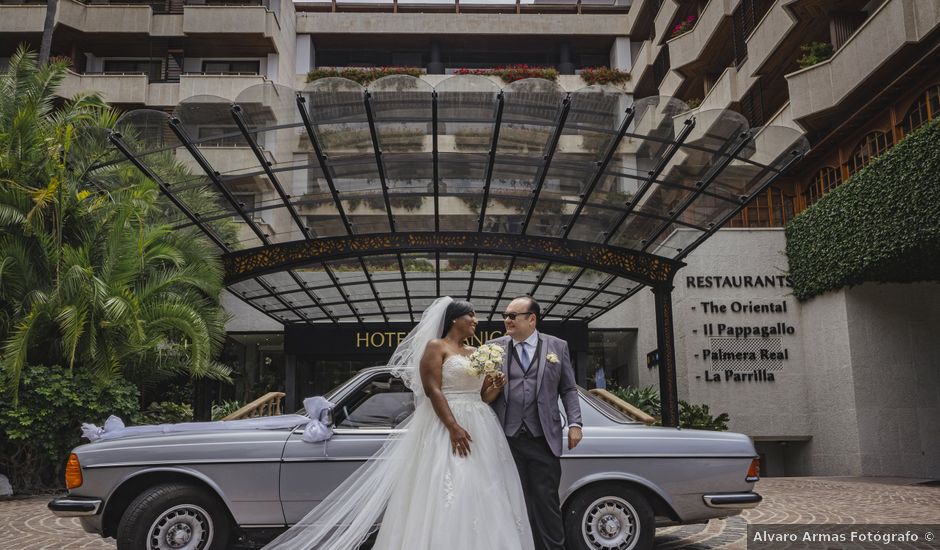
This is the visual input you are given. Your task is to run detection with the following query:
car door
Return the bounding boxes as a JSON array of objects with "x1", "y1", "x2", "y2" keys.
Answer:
[{"x1": 279, "y1": 372, "x2": 415, "y2": 524}]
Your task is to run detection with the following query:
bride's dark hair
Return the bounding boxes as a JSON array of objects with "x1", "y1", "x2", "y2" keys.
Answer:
[{"x1": 441, "y1": 300, "x2": 474, "y2": 338}]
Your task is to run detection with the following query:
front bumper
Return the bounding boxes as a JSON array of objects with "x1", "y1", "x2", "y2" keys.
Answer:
[
  {"x1": 702, "y1": 492, "x2": 762, "y2": 509},
  {"x1": 48, "y1": 496, "x2": 103, "y2": 517}
]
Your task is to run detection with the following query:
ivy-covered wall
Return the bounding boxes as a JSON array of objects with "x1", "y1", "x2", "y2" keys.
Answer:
[{"x1": 785, "y1": 118, "x2": 940, "y2": 301}]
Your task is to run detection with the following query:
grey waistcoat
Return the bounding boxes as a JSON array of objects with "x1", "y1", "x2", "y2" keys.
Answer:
[{"x1": 504, "y1": 340, "x2": 543, "y2": 437}]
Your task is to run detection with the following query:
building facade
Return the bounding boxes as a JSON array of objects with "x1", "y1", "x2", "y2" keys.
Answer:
[{"x1": 3, "y1": 0, "x2": 938, "y2": 478}]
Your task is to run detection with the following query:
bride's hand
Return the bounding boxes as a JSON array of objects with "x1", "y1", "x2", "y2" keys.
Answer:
[
  {"x1": 481, "y1": 372, "x2": 505, "y2": 402},
  {"x1": 449, "y1": 425, "x2": 472, "y2": 457}
]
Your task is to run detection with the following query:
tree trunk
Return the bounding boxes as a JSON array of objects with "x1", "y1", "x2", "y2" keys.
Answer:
[{"x1": 39, "y1": 0, "x2": 59, "y2": 65}]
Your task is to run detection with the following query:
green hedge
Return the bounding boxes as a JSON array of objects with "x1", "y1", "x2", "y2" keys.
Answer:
[
  {"x1": 785, "y1": 118, "x2": 940, "y2": 300},
  {"x1": 0, "y1": 365, "x2": 139, "y2": 492}
]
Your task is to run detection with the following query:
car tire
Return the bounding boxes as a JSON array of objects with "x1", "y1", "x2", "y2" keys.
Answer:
[
  {"x1": 116, "y1": 482, "x2": 231, "y2": 550},
  {"x1": 564, "y1": 484, "x2": 655, "y2": 550}
]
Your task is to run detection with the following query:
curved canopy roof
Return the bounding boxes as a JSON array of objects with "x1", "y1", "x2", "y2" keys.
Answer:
[{"x1": 105, "y1": 75, "x2": 808, "y2": 324}]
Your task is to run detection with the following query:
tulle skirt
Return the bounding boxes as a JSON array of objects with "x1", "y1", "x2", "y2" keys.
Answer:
[{"x1": 373, "y1": 391, "x2": 535, "y2": 550}]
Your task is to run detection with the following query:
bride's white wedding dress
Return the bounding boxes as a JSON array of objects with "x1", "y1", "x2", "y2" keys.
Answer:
[
  {"x1": 265, "y1": 296, "x2": 536, "y2": 550},
  {"x1": 372, "y1": 353, "x2": 535, "y2": 550}
]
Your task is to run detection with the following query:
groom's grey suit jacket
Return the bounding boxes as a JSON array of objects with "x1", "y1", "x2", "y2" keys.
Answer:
[{"x1": 487, "y1": 333, "x2": 582, "y2": 458}]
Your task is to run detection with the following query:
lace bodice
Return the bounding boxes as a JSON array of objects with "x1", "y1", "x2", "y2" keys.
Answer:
[{"x1": 441, "y1": 354, "x2": 485, "y2": 394}]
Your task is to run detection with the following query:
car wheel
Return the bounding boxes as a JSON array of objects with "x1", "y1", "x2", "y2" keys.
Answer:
[
  {"x1": 564, "y1": 484, "x2": 654, "y2": 550},
  {"x1": 116, "y1": 482, "x2": 231, "y2": 550}
]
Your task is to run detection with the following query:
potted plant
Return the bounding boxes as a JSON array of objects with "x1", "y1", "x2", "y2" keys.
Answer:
[{"x1": 670, "y1": 14, "x2": 697, "y2": 38}]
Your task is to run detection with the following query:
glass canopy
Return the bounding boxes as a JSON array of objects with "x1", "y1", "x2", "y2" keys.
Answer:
[{"x1": 104, "y1": 75, "x2": 808, "y2": 324}]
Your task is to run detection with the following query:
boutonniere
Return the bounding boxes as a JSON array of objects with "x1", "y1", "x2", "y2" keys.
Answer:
[{"x1": 546, "y1": 353, "x2": 559, "y2": 364}]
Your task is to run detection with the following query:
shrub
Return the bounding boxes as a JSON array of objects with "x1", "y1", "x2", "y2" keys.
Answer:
[
  {"x1": 137, "y1": 401, "x2": 194, "y2": 425},
  {"x1": 605, "y1": 381, "x2": 730, "y2": 431},
  {"x1": 796, "y1": 42, "x2": 834, "y2": 69},
  {"x1": 579, "y1": 67, "x2": 631, "y2": 86},
  {"x1": 786, "y1": 118, "x2": 940, "y2": 300},
  {"x1": 0, "y1": 365, "x2": 139, "y2": 493},
  {"x1": 306, "y1": 67, "x2": 424, "y2": 85},
  {"x1": 455, "y1": 65, "x2": 559, "y2": 83},
  {"x1": 679, "y1": 402, "x2": 730, "y2": 431},
  {"x1": 605, "y1": 383, "x2": 661, "y2": 418},
  {"x1": 211, "y1": 400, "x2": 244, "y2": 421}
]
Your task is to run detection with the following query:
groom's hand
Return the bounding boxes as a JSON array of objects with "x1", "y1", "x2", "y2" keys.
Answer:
[{"x1": 567, "y1": 426, "x2": 583, "y2": 450}]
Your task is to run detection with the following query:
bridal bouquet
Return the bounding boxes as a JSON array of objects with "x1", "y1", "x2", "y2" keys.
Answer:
[{"x1": 467, "y1": 343, "x2": 505, "y2": 377}]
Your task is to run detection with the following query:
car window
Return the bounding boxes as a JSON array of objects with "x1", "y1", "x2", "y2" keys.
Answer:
[
  {"x1": 577, "y1": 387, "x2": 643, "y2": 425},
  {"x1": 333, "y1": 374, "x2": 415, "y2": 429}
]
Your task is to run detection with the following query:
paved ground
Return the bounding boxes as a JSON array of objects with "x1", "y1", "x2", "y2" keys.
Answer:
[{"x1": 1, "y1": 477, "x2": 938, "y2": 549}]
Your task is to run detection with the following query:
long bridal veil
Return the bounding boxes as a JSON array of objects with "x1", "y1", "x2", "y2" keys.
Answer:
[{"x1": 264, "y1": 297, "x2": 454, "y2": 550}]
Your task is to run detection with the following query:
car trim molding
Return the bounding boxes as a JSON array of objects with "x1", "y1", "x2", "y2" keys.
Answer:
[
  {"x1": 85, "y1": 458, "x2": 281, "y2": 469},
  {"x1": 703, "y1": 492, "x2": 762, "y2": 509},
  {"x1": 48, "y1": 497, "x2": 103, "y2": 517}
]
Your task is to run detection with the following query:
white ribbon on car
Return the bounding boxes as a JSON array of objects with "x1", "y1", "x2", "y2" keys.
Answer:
[
  {"x1": 301, "y1": 396, "x2": 334, "y2": 443},
  {"x1": 81, "y1": 398, "x2": 335, "y2": 443}
]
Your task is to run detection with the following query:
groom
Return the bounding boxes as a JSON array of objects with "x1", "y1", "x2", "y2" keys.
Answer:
[{"x1": 487, "y1": 296, "x2": 582, "y2": 550}]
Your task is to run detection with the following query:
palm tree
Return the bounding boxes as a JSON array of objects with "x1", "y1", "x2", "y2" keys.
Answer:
[{"x1": 1, "y1": 47, "x2": 233, "y2": 399}]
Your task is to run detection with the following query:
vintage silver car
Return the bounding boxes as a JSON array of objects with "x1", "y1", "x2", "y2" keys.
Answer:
[{"x1": 49, "y1": 367, "x2": 761, "y2": 550}]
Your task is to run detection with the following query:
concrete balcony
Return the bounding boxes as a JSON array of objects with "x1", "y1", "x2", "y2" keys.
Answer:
[
  {"x1": 697, "y1": 65, "x2": 738, "y2": 111},
  {"x1": 657, "y1": 65, "x2": 683, "y2": 97},
  {"x1": 652, "y1": 0, "x2": 679, "y2": 44},
  {"x1": 56, "y1": 0, "x2": 155, "y2": 34},
  {"x1": 179, "y1": 73, "x2": 269, "y2": 100},
  {"x1": 739, "y1": 0, "x2": 794, "y2": 77},
  {"x1": 786, "y1": 0, "x2": 940, "y2": 122},
  {"x1": 629, "y1": 39, "x2": 656, "y2": 90},
  {"x1": 60, "y1": 71, "x2": 150, "y2": 104},
  {"x1": 667, "y1": 0, "x2": 735, "y2": 71},
  {"x1": 182, "y1": 4, "x2": 280, "y2": 38},
  {"x1": 58, "y1": 72, "x2": 269, "y2": 107},
  {"x1": 0, "y1": 4, "x2": 45, "y2": 33},
  {"x1": 295, "y1": 12, "x2": 629, "y2": 36}
]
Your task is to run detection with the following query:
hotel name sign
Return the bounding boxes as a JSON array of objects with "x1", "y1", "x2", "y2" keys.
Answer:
[
  {"x1": 684, "y1": 273, "x2": 797, "y2": 383},
  {"x1": 285, "y1": 322, "x2": 589, "y2": 356},
  {"x1": 355, "y1": 330, "x2": 505, "y2": 349}
]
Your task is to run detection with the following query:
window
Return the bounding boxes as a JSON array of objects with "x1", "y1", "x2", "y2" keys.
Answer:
[
  {"x1": 805, "y1": 166, "x2": 842, "y2": 206},
  {"x1": 844, "y1": 131, "x2": 891, "y2": 177},
  {"x1": 897, "y1": 84, "x2": 940, "y2": 138},
  {"x1": 729, "y1": 186, "x2": 794, "y2": 227},
  {"x1": 102, "y1": 59, "x2": 162, "y2": 81},
  {"x1": 201, "y1": 60, "x2": 261, "y2": 75},
  {"x1": 333, "y1": 373, "x2": 415, "y2": 429}
]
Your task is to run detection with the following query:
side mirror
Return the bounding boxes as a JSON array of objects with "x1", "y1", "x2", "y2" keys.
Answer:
[{"x1": 324, "y1": 407, "x2": 335, "y2": 428}]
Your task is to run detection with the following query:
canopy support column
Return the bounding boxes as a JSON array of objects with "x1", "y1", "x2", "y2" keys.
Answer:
[{"x1": 653, "y1": 281, "x2": 679, "y2": 428}]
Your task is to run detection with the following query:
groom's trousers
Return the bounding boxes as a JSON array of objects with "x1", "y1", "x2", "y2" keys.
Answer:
[{"x1": 508, "y1": 428, "x2": 565, "y2": 550}]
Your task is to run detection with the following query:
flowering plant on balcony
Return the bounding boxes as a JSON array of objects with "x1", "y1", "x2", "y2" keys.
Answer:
[
  {"x1": 306, "y1": 66, "x2": 424, "y2": 85},
  {"x1": 455, "y1": 65, "x2": 558, "y2": 83},
  {"x1": 670, "y1": 15, "x2": 697, "y2": 38},
  {"x1": 579, "y1": 67, "x2": 631, "y2": 86}
]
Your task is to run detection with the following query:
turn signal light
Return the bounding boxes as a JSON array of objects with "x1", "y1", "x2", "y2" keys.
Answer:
[
  {"x1": 65, "y1": 453, "x2": 83, "y2": 490},
  {"x1": 746, "y1": 458, "x2": 760, "y2": 482}
]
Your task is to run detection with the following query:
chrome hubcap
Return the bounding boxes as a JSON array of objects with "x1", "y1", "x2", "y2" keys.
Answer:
[
  {"x1": 582, "y1": 496, "x2": 639, "y2": 550},
  {"x1": 147, "y1": 504, "x2": 213, "y2": 550}
]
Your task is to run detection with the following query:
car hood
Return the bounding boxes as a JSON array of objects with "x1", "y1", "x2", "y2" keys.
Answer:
[{"x1": 72, "y1": 428, "x2": 296, "y2": 467}]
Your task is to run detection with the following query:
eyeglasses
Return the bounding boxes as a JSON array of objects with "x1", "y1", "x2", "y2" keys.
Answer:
[{"x1": 501, "y1": 312, "x2": 534, "y2": 321}]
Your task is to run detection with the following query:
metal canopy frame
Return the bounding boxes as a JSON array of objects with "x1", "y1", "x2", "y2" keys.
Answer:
[
  {"x1": 103, "y1": 76, "x2": 807, "y2": 426},
  {"x1": 104, "y1": 78, "x2": 807, "y2": 326}
]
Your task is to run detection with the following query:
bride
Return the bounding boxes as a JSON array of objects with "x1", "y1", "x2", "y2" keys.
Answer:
[{"x1": 265, "y1": 297, "x2": 536, "y2": 550}]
